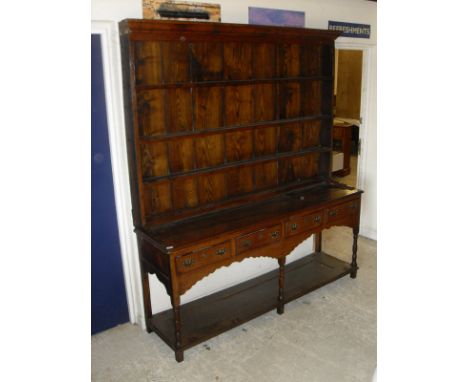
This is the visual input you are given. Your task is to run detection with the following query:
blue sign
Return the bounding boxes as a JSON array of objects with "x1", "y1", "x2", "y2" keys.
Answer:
[{"x1": 328, "y1": 21, "x2": 371, "y2": 39}]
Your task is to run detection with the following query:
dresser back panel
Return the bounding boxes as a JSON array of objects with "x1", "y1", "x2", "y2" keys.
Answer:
[{"x1": 120, "y1": 20, "x2": 339, "y2": 226}]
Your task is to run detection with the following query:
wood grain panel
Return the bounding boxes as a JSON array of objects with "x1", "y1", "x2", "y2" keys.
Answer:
[
  {"x1": 135, "y1": 41, "x2": 162, "y2": 85},
  {"x1": 172, "y1": 177, "x2": 198, "y2": 210},
  {"x1": 224, "y1": 85, "x2": 253, "y2": 126},
  {"x1": 278, "y1": 153, "x2": 320, "y2": 184},
  {"x1": 138, "y1": 90, "x2": 166, "y2": 136},
  {"x1": 302, "y1": 120, "x2": 321, "y2": 148},
  {"x1": 279, "y1": 82, "x2": 301, "y2": 119},
  {"x1": 254, "y1": 126, "x2": 277, "y2": 157},
  {"x1": 300, "y1": 44, "x2": 321, "y2": 77},
  {"x1": 168, "y1": 137, "x2": 194, "y2": 173},
  {"x1": 299, "y1": 153, "x2": 320, "y2": 178},
  {"x1": 278, "y1": 122, "x2": 302, "y2": 153},
  {"x1": 198, "y1": 172, "x2": 226, "y2": 204},
  {"x1": 253, "y1": 43, "x2": 276, "y2": 79},
  {"x1": 161, "y1": 42, "x2": 190, "y2": 82},
  {"x1": 225, "y1": 129, "x2": 253, "y2": 162},
  {"x1": 195, "y1": 134, "x2": 224, "y2": 169},
  {"x1": 190, "y1": 42, "x2": 223, "y2": 81},
  {"x1": 226, "y1": 165, "x2": 254, "y2": 197},
  {"x1": 254, "y1": 161, "x2": 278, "y2": 190},
  {"x1": 302, "y1": 80, "x2": 322, "y2": 117},
  {"x1": 223, "y1": 42, "x2": 252, "y2": 80},
  {"x1": 194, "y1": 86, "x2": 223, "y2": 130},
  {"x1": 144, "y1": 181, "x2": 172, "y2": 215},
  {"x1": 254, "y1": 84, "x2": 276, "y2": 122},
  {"x1": 278, "y1": 44, "x2": 300, "y2": 77},
  {"x1": 141, "y1": 142, "x2": 169, "y2": 177},
  {"x1": 167, "y1": 88, "x2": 193, "y2": 133}
]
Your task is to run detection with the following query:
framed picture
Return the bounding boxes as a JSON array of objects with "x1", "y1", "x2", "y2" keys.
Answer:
[
  {"x1": 248, "y1": 7, "x2": 305, "y2": 27},
  {"x1": 143, "y1": 1, "x2": 221, "y2": 22}
]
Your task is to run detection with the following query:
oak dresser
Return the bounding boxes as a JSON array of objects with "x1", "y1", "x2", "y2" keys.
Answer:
[{"x1": 119, "y1": 19, "x2": 363, "y2": 362}]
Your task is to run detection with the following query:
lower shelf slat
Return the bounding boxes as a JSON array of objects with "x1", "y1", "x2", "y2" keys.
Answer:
[{"x1": 149, "y1": 252, "x2": 351, "y2": 351}]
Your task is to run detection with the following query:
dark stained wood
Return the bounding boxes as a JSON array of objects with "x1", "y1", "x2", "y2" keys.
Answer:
[
  {"x1": 138, "y1": 89, "x2": 166, "y2": 136},
  {"x1": 278, "y1": 122, "x2": 302, "y2": 153},
  {"x1": 194, "y1": 134, "x2": 224, "y2": 169},
  {"x1": 224, "y1": 85, "x2": 253, "y2": 126},
  {"x1": 161, "y1": 41, "x2": 190, "y2": 83},
  {"x1": 167, "y1": 137, "x2": 194, "y2": 173},
  {"x1": 119, "y1": 19, "x2": 363, "y2": 362},
  {"x1": 253, "y1": 43, "x2": 276, "y2": 79},
  {"x1": 225, "y1": 129, "x2": 253, "y2": 162},
  {"x1": 277, "y1": 257, "x2": 286, "y2": 314},
  {"x1": 166, "y1": 88, "x2": 192, "y2": 133},
  {"x1": 190, "y1": 42, "x2": 223, "y2": 82},
  {"x1": 193, "y1": 86, "x2": 223, "y2": 130},
  {"x1": 223, "y1": 42, "x2": 252, "y2": 80},
  {"x1": 279, "y1": 82, "x2": 301, "y2": 119},
  {"x1": 135, "y1": 41, "x2": 163, "y2": 85}
]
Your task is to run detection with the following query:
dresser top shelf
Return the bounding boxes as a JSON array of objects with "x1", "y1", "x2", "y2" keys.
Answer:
[{"x1": 141, "y1": 182, "x2": 362, "y2": 252}]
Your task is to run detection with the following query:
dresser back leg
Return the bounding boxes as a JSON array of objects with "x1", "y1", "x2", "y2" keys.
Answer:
[
  {"x1": 350, "y1": 227, "x2": 359, "y2": 278},
  {"x1": 140, "y1": 265, "x2": 153, "y2": 333},
  {"x1": 315, "y1": 232, "x2": 322, "y2": 253},
  {"x1": 277, "y1": 257, "x2": 286, "y2": 315}
]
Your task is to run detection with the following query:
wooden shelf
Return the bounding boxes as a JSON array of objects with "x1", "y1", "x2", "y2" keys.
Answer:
[
  {"x1": 135, "y1": 76, "x2": 333, "y2": 90},
  {"x1": 148, "y1": 252, "x2": 352, "y2": 351},
  {"x1": 139, "y1": 115, "x2": 333, "y2": 143},
  {"x1": 142, "y1": 146, "x2": 332, "y2": 183}
]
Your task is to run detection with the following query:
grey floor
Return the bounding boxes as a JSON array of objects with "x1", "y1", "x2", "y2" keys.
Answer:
[{"x1": 92, "y1": 225, "x2": 376, "y2": 382}]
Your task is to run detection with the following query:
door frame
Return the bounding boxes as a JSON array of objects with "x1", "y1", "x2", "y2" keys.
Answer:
[
  {"x1": 91, "y1": 21, "x2": 144, "y2": 328},
  {"x1": 334, "y1": 40, "x2": 374, "y2": 194}
]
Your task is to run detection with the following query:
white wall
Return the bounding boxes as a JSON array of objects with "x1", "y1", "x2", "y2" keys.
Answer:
[{"x1": 92, "y1": 0, "x2": 376, "y2": 322}]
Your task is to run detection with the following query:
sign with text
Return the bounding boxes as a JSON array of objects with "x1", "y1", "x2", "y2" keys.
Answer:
[{"x1": 328, "y1": 21, "x2": 371, "y2": 39}]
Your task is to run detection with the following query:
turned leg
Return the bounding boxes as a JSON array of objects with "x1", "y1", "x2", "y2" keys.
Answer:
[
  {"x1": 140, "y1": 264, "x2": 153, "y2": 333},
  {"x1": 350, "y1": 227, "x2": 359, "y2": 279},
  {"x1": 315, "y1": 231, "x2": 322, "y2": 253},
  {"x1": 171, "y1": 295, "x2": 184, "y2": 362},
  {"x1": 277, "y1": 257, "x2": 286, "y2": 315}
]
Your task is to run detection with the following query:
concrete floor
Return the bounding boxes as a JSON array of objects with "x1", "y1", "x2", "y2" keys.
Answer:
[{"x1": 92, "y1": 226, "x2": 376, "y2": 382}]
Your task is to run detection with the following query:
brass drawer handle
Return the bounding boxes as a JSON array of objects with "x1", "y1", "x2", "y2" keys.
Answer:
[
  {"x1": 241, "y1": 239, "x2": 252, "y2": 248},
  {"x1": 183, "y1": 258, "x2": 194, "y2": 267},
  {"x1": 329, "y1": 210, "x2": 337, "y2": 217},
  {"x1": 217, "y1": 248, "x2": 226, "y2": 256},
  {"x1": 314, "y1": 216, "x2": 321, "y2": 223},
  {"x1": 291, "y1": 223, "x2": 298, "y2": 231},
  {"x1": 271, "y1": 231, "x2": 280, "y2": 239}
]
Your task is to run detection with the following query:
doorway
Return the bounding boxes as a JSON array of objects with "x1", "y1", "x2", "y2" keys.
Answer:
[
  {"x1": 332, "y1": 49, "x2": 364, "y2": 188},
  {"x1": 92, "y1": 34, "x2": 130, "y2": 334}
]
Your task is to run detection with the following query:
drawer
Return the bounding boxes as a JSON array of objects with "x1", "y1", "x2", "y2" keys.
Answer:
[
  {"x1": 176, "y1": 241, "x2": 232, "y2": 274},
  {"x1": 236, "y1": 224, "x2": 282, "y2": 255},
  {"x1": 326, "y1": 200, "x2": 359, "y2": 223},
  {"x1": 285, "y1": 211, "x2": 323, "y2": 237}
]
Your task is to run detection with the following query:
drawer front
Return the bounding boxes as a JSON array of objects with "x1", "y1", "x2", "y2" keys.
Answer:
[
  {"x1": 236, "y1": 224, "x2": 282, "y2": 255},
  {"x1": 285, "y1": 211, "x2": 323, "y2": 237},
  {"x1": 326, "y1": 200, "x2": 359, "y2": 223},
  {"x1": 176, "y1": 241, "x2": 232, "y2": 274}
]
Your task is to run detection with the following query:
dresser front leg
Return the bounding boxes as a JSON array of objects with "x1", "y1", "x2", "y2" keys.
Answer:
[
  {"x1": 171, "y1": 295, "x2": 184, "y2": 362},
  {"x1": 350, "y1": 227, "x2": 359, "y2": 278},
  {"x1": 277, "y1": 257, "x2": 286, "y2": 315}
]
